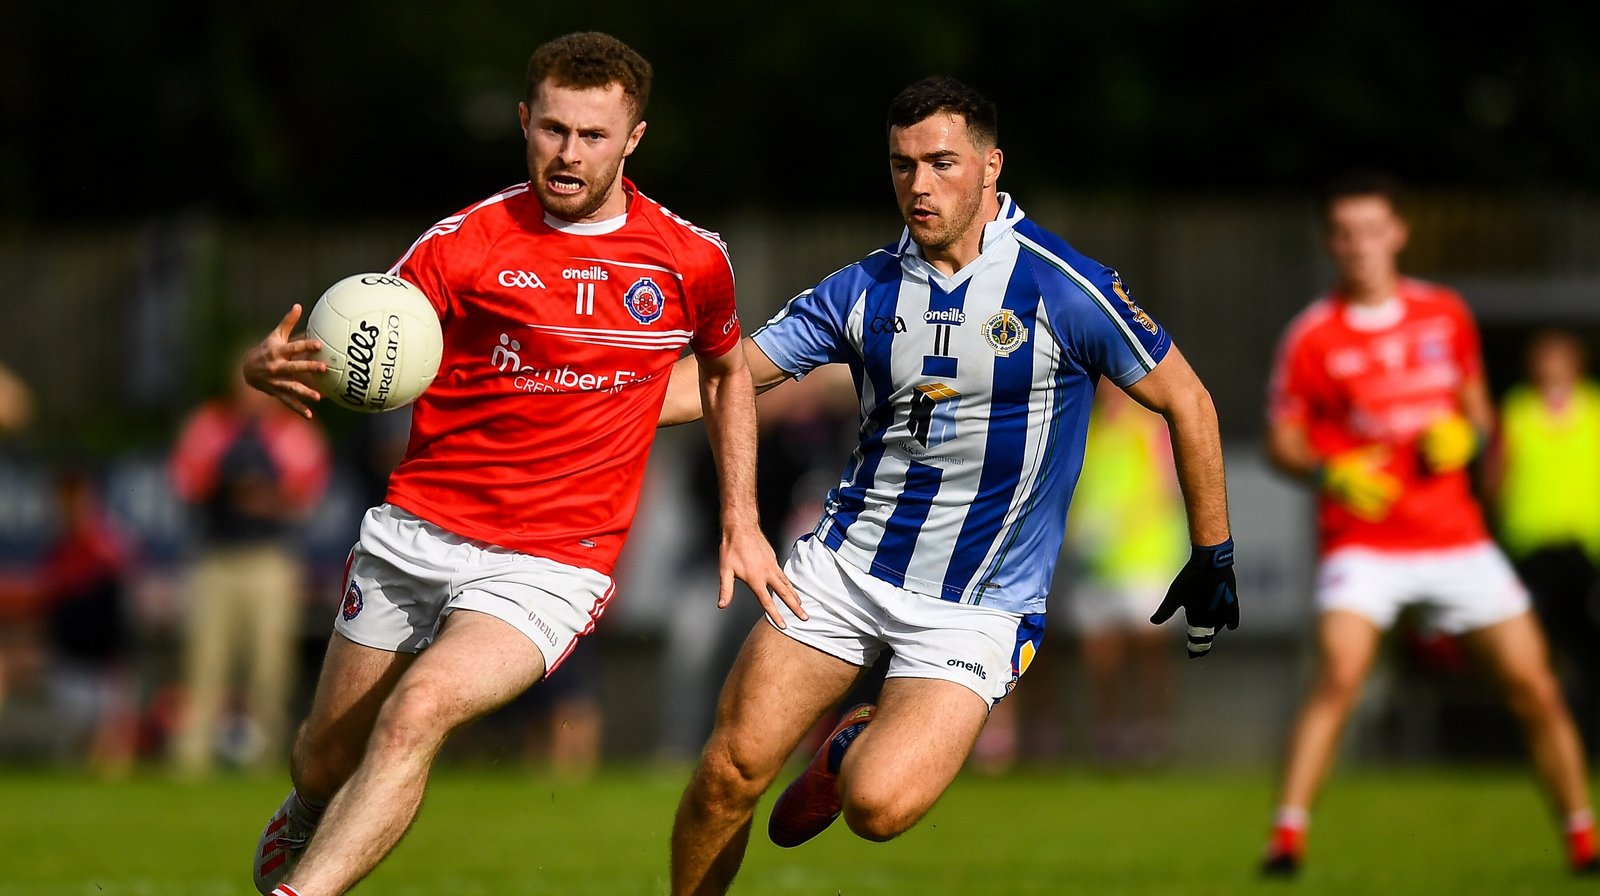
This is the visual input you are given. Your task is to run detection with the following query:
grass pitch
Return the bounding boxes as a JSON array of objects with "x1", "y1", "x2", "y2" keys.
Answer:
[{"x1": 0, "y1": 764, "x2": 1588, "y2": 895}]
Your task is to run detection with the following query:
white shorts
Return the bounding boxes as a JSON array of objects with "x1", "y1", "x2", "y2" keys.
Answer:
[
  {"x1": 1316, "y1": 542, "x2": 1529, "y2": 635},
  {"x1": 772, "y1": 536, "x2": 1045, "y2": 706},
  {"x1": 333, "y1": 504, "x2": 615, "y2": 674}
]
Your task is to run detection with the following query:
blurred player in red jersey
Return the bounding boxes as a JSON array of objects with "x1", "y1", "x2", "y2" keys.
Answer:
[
  {"x1": 1261, "y1": 172, "x2": 1596, "y2": 876},
  {"x1": 240, "y1": 33, "x2": 797, "y2": 896}
]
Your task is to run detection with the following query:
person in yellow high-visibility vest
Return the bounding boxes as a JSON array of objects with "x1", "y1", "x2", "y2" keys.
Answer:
[
  {"x1": 968, "y1": 381, "x2": 1190, "y2": 771},
  {"x1": 1061, "y1": 382, "x2": 1190, "y2": 763},
  {"x1": 1487, "y1": 329, "x2": 1600, "y2": 755}
]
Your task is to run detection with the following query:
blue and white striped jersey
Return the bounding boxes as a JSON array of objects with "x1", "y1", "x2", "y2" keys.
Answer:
[{"x1": 752, "y1": 195, "x2": 1172, "y2": 614}]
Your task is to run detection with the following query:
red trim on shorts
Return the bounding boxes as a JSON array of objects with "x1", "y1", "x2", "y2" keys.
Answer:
[
  {"x1": 340, "y1": 547, "x2": 355, "y2": 592},
  {"x1": 545, "y1": 580, "x2": 617, "y2": 676}
]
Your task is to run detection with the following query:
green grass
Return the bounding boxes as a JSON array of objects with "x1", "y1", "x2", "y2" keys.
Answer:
[{"x1": 0, "y1": 764, "x2": 1590, "y2": 895}]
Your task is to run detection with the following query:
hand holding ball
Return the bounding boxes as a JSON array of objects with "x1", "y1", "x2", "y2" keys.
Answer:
[{"x1": 306, "y1": 274, "x2": 443, "y2": 413}]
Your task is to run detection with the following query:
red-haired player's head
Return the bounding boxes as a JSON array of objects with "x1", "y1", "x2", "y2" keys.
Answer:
[{"x1": 518, "y1": 32, "x2": 652, "y2": 224}]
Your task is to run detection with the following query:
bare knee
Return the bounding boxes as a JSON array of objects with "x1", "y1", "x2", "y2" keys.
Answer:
[
  {"x1": 839, "y1": 779, "x2": 918, "y2": 842},
  {"x1": 841, "y1": 806, "x2": 908, "y2": 843},
  {"x1": 1310, "y1": 659, "x2": 1368, "y2": 709},
  {"x1": 368, "y1": 680, "x2": 455, "y2": 759},
  {"x1": 1502, "y1": 667, "x2": 1567, "y2": 723},
  {"x1": 693, "y1": 734, "x2": 781, "y2": 811}
]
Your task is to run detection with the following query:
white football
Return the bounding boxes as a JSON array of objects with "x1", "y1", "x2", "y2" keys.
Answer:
[{"x1": 306, "y1": 273, "x2": 443, "y2": 413}]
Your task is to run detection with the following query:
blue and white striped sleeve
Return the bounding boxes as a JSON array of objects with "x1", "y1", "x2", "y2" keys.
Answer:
[{"x1": 750, "y1": 280, "x2": 858, "y2": 377}]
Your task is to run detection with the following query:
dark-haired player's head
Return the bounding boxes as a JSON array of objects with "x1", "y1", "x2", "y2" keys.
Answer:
[
  {"x1": 1320, "y1": 170, "x2": 1404, "y2": 223},
  {"x1": 886, "y1": 77, "x2": 1004, "y2": 264},
  {"x1": 1320, "y1": 171, "x2": 1408, "y2": 297},
  {"x1": 887, "y1": 76, "x2": 998, "y2": 150},
  {"x1": 519, "y1": 32, "x2": 652, "y2": 223}
]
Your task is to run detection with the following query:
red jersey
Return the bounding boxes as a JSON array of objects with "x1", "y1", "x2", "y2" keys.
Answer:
[
  {"x1": 383, "y1": 179, "x2": 740, "y2": 574},
  {"x1": 1268, "y1": 278, "x2": 1489, "y2": 555}
]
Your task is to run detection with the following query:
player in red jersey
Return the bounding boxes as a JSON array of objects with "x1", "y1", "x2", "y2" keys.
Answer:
[
  {"x1": 239, "y1": 33, "x2": 798, "y2": 896},
  {"x1": 1261, "y1": 172, "x2": 1596, "y2": 876}
]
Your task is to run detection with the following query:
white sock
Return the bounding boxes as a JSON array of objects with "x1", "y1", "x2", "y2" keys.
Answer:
[
  {"x1": 1274, "y1": 806, "x2": 1310, "y2": 830},
  {"x1": 272, "y1": 886, "x2": 302, "y2": 896},
  {"x1": 1568, "y1": 808, "x2": 1595, "y2": 833}
]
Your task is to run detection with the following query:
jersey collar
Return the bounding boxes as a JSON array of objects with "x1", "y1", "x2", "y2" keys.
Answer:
[
  {"x1": 1338, "y1": 294, "x2": 1405, "y2": 331},
  {"x1": 981, "y1": 192, "x2": 1025, "y2": 251},
  {"x1": 896, "y1": 192, "x2": 1026, "y2": 285},
  {"x1": 541, "y1": 177, "x2": 635, "y2": 235}
]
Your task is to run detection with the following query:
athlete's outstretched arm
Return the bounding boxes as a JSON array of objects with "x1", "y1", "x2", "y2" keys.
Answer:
[
  {"x1": 696, "y1": 340, "x2": 805, "y2": 626},
  {"x1": 659, "y1": 337, "x2": 793, "y2": 427},
  {"x1": 1126, "y1": 344, "x2": 1239, "y2": 656},
  {"x1": 1123, "y1": 345, "x2": 1230, "y2": 545}
]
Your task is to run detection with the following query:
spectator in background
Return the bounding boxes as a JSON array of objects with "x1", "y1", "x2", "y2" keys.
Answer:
[
  {"x1": 0, "y1": 360, "x2": 33, "y2": 436},
  {"x1": 974, "y1": 383, "x2": 1189, "y2": 770},
  {"x1": 1486, "y1": 329, "x2": 1600, "y2": 752},
  {"x1": 39, "y1": 466, "x2": 139, "y2": 775},
  {"x1": 167, "y1": 360, "x2": 331, "y2": 776},
  {"x1": 0, "y1": 360, "x2": 31, "y2": 717},
  {"x1": 1061, "y1": 383, "x2": 1188, "y2": 764}
]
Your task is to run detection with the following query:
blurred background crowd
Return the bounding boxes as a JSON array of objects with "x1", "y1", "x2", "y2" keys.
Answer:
[{"x1": 1, "y1": 1, "x2": 1598, "y2": 779}]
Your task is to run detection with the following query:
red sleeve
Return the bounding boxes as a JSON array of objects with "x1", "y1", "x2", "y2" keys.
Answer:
[
  {"x1": 683, "y1": 236, "x2": 741, "y2": 358},
  {"x1": 1267, "y1": 324, "x2": 1322, "y2": 428},
  {"x1": 388, "y1": 200, "x2": 499, "y2": 322}
]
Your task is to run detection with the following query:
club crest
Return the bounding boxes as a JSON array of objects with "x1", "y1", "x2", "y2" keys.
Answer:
[
  {"x1": 341, "y1": 580, "x2": 364, "y2": 621},
  {"x1": 623, "y1": 277, "x2": 665, "y2": 325},
  {"x1": 983, "y1": 310, "x2": 1029, "y2": 357}
]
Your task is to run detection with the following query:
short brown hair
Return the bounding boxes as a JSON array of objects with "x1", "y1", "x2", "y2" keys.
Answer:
[
  {"x1": 1320, "y1": 170, "x2": 1404, "y2": 221},
  {"x1": 526, "y1": 32, "x2": 652, "y2": 121}
]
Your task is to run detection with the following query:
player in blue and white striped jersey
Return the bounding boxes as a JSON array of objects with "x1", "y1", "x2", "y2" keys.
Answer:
[
  {"x1": 756, "y1": 191, "x2": 1167, "y2": 617},
  {"x1": 664, "y1": 77, "x2": 1237, "y2": 894}
]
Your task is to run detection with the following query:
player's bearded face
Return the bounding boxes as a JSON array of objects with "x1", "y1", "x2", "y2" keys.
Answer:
[
  {"x1": 1325, "y1": 196, "x2": 1407, "y2": 294},
  {"x1": 520, "y1": 82, "x2": 646, "y2": 223},
  {"x1": 889, "y1": 114, "x2": 995, "y2": 256}
]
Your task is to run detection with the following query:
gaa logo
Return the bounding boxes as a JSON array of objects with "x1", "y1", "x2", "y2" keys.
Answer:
[
  {"x1": 498, "y1": 270, "x2": 548, "y2": 289},
  {"x1": 341, "y1": 581, "x2": 365, "y2": 621},
  {"x1": 869, "y1": 315, "x2": 907, "y2": 334},
  {"x1": 624, "y1": 277, "x2": 665, "y2": 325}
]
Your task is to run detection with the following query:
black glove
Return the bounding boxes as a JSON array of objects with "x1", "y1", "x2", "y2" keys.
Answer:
[{"x1": 1150, "y1": 538, "x2": 1239, "y2": 659}]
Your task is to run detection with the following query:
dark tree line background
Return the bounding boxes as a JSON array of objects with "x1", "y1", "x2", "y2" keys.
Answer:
[{"x1": 4, "y1": 0, "x2": 1600, "y2": 229}]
